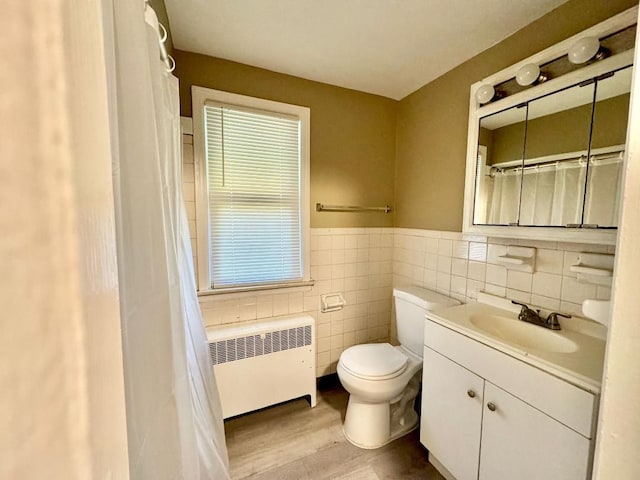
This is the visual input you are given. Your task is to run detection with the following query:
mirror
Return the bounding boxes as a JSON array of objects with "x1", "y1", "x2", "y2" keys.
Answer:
[
  {"x1": 518, "y1": 82, "x2": 594, "y2": 227},
  {"x1": 464, "y1": 11, "x2": 635, "y2": 244},
  {"x1": 471, "y1": 65, "x2": 632, "y2": 231},
  {"x1": 474, "y1": 105, "x2": 527, "y2": 225},
  {"x1": 583, "y1": 66, "x2": 632, "y2": 228}
]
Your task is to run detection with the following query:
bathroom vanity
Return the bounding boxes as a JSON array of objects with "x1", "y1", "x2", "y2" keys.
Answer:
[{"x1": 420, "y1": 295, "x2": 606, "y2": 480}]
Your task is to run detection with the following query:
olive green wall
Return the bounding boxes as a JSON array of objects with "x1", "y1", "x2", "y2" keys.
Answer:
[
  {"x1": 486, "y1": 120, "x2": 527, "y2": 166},
  {"x1": 485, "y1": 93, "x2": 630, "y2": 164},
  {"x1": 171, "y1": 0, "x2": 635, "y2": 230},
  {"x1": 527, "y1": 93, "x2": 630, "y2": 159},
  {"x1": 395, "y1": 0, "x2": 637, "y2": 231},
  {"x1": 592, "y1": 93, "x2": 631, "y2": 149},
  {"x1": 173, "y1": 51, "x2": 397, "y2": 228}
]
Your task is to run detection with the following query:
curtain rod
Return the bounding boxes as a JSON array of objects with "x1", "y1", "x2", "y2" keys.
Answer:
[
  {"x1": 490, "y1": 150, "x2": 623, "y2": 176},
  {"x1": 489, "y1": 144, "x2": 625, "y2": 169},
  {"x1": 315, "y1": 203, "x2": 392, "y2": 213}
]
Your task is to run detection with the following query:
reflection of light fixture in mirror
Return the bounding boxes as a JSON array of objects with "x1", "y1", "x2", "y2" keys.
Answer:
[
  {"x1": 516, "y1": 63, "x2": 547, "y2": 86},
  {"x1": 476, "y1": 84, "x2": 495, "y2": 104},
  {"x1": 568, "y1": 36, "x2": 605, "y2": 64}
]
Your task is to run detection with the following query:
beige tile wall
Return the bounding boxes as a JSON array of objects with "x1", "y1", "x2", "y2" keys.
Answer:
[
  {"x1": 196, "y1": 228, "x2": 394, "y2": 377},
  {"x1": 182, "y1": 133, "x2": 198, "y2": 277},
  {"x1": 393, "y1": 228, "x2": 615, "y2": 318},
  {"x1": 310, "y1": 228, "x2": 394, "y2": 375}
]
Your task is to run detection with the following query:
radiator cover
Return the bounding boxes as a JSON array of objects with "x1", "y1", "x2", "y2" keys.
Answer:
[{"x1": 206, "y1": 314, "x2": 316, "y2": 418}]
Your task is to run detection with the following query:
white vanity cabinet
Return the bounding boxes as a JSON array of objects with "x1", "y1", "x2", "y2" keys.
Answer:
[
  {"x1": 421, "y1": 347, "x2": 484, "y2": 480},
  {"x1": 421, "y1": 318, "x2": 597, "y2": 480}
]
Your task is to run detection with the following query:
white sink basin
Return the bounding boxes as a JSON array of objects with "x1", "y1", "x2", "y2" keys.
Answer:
[{"x1": 469, "y1": 314, "x2": 578, "y2": 353}]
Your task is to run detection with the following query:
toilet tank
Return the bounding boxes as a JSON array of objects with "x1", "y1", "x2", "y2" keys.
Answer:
[{"x1": 393, "y1": 286, "x2": 459, "y2": 357}]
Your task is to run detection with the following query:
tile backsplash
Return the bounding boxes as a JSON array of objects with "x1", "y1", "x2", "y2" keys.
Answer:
[{"x1": 393, "y1": 228, "x2": 615, "y2": 317}]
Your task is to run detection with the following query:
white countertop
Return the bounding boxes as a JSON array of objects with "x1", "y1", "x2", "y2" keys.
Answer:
[{"x1": 426, "y1": 296, "x2": 607, "y2": 393}]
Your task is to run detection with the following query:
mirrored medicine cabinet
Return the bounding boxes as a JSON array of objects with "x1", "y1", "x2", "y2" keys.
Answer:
[{"x1": 463, "y1": 10, "x2": 636, "y2": 245}]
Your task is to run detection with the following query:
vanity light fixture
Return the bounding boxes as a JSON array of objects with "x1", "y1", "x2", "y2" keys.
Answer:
[
  {"x1": 516, "y1": 63, "x2": 547, "y2": 86},
  {"x1": 568, "y1": 36, "x2": 605, "y2": 64},
  {"x1": 476, "y1": 84, "x2": 496, "y2": 105}
]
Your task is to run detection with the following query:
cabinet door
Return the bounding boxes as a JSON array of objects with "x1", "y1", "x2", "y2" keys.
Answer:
[
  {"x1": 421, "y1": 347, "x2": 484, "y2": 480},
  {"x1": 480, "y1": 382, "x2": 591, "y2": 480},
  {"x1": 583, "y1": 65, "x2": 632, "y2": 228},
  {"x1": 518, "y1": 82, "x2": 594, "y2": 227}
]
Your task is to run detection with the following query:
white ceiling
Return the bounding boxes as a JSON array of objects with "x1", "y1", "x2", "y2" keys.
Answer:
[{"x1": 165, "y1": 0, "x2": 570, "y2": 100}]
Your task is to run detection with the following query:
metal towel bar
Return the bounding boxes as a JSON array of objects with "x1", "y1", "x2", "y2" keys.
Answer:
[{"x1": 315, "y1": 203, "x2": 392, "y2": 213}]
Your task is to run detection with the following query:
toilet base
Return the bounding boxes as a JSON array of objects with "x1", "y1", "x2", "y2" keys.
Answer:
[
  {"x1": 342, "y1": 373, "x2": 421, "y2": 449},
  {"x1": 343, "y1": 412, "x2": 418, "y2": 450}
]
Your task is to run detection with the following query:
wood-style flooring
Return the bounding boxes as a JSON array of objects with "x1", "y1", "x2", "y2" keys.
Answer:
[{"x1": 224, "y1": 377, "x2": 445, "y2": 479}]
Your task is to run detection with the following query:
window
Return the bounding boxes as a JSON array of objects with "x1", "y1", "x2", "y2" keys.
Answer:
[{"x1": 192, "y1": 87, "x2": 310, "y2": 293}]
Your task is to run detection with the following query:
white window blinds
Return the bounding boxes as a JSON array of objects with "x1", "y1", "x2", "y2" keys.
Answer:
[{"x1": 204, "y1": 102, "x2": 303, "y2": 288}]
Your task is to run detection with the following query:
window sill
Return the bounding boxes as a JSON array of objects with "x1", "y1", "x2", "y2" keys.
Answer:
[{"x1": 197, "y1": 280, "x2": 315, "y2": 299}]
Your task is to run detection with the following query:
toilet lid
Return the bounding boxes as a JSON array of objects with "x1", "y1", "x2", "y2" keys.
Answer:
[{"x1": 340, "y1": 343, "x2": 408, "y2": 379}]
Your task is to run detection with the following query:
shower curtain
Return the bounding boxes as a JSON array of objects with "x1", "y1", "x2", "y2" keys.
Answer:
[
  {"x1": 518, "y1": 161, "x2": 586, "y2": 226},
  {"x1": 110, "y1": 0, "x2": 229, "y2": 478},
  {"x1": 486, "y1": 169, "x2": 521, "y2": 224},
  {"x1": 486, "y1": 156, "x2": 622, "y2": 226},
  {"x1": 583, "y1": 156, "x2": 624, "y2": 227}
]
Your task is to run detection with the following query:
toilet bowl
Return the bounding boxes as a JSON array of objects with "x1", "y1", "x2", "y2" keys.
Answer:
[{"x1": 337, "y1": 286, "x2": 459, "y2": 449}]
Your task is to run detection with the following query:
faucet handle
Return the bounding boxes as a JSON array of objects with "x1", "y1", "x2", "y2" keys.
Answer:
[
  {"x1": 511, "y1": 300, "x2": 534, "y2": 314},
  {"x1": 546, "y1": 312, "x2": 571, "y2": 330},
  {"x1": 512, "y1": 300, "x2": 534, "y2": 321}
]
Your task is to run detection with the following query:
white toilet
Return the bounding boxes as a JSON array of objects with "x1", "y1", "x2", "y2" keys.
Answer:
[{"x1": 337, "y1": 285, "x2": 459, "y2": 449}]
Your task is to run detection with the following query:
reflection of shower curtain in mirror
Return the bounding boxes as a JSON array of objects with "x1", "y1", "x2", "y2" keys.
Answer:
[
  {"x1": 486, "y1": 155, "x2": 622, "y2": 227},
  {"x1": 584, "y1": 156, "x2": 624, "y2": 227},
  {"x1": 519, "y1": 162, "x2": 586, "y2": 226},
  {"x1": 487, "y1": 170, "x2": 520, "y2": 224}
]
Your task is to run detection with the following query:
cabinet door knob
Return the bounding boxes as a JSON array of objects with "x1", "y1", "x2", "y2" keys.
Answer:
[
  {"x1": 467, "y1": 389, "x2": 476, "y2": 398},
  {"x1": 487, "y1": 402, "x2": 497, "y2": 412}
]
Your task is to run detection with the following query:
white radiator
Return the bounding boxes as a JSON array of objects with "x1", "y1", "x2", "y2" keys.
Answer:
[{"x1": 206, "y1": 314, "x2": 317, "y2": 419}]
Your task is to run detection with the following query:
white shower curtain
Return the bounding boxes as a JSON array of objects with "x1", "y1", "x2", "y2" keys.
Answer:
[
  {"x1": 583, "y1": 155, "x2": 624, "y2": 227},
  {"x1": 519, "y1": 161, "x2": 586, "y2": 226},
  {"x1": 486, "y1": 169, "x2": 521, "y2": 225},
  {"x1": 110, "y1": 1, "x2": 229, "y2": 478},
  {"x1": 486, "y1": 156, "x2": 621, "y2": 227}
]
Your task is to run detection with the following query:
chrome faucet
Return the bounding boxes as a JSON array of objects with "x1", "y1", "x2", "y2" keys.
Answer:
[{"x1": 511, "y1": 300, "x2": 571, "y2": 331}]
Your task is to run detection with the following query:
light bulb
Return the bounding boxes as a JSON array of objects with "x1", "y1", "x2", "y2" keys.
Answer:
[
  {"x1": 568, "y1": 36, "x2": 601, "y2": 64},
  {"x1": 516, "y1": 63, "x2": 541, "y2": 86},
  {"x1": 476, "y1": 84, "x2": 495, "y2": 104}
]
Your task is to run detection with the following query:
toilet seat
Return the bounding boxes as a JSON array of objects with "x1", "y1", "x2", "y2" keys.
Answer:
[{"x1": 339, "y1": 343, "x2": 408, "y2": 380}]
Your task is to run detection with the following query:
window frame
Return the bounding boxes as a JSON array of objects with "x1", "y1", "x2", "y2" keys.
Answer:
[{"x1": 192, "y1": 86, "x2": 311, "y2": 294}]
